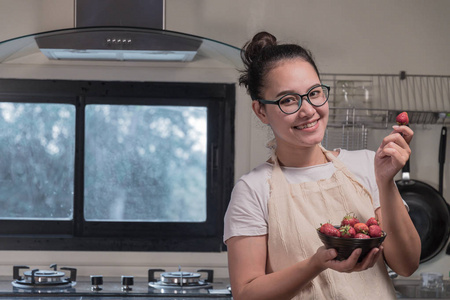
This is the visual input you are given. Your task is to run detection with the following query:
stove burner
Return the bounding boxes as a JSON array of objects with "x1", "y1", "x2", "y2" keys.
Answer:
[
  {"x1": 12, "y1": 264, "x2": 77, "y2": 289},
  {"x1": 23, "y1": 270, "x2": 66, "y2": 282},
  {"x1": 148, "y1": 268, "x2": 214, "y2": 290}
]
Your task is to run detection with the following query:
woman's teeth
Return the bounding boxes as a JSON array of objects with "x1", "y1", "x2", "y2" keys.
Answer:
[{"x1": 295, "y1": 120, "x2": 317, "y2": 129}]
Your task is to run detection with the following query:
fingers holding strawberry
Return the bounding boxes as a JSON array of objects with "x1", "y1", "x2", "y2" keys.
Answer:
[
  {"x1": 375, "y1": 119, "x2": 414, "y2": 181},
  {"x1": 382, "y1": 112, "x2": 414, "y2": 147},
  {"x1": 375, "y1": 143, "x2": 410, "y2": 182},
  {"x1": 392, "y1": 111, "x2": 413, "y2": 144},
  {"x1": 391, "y1": 125, "x2": 414, "y2": 145}
]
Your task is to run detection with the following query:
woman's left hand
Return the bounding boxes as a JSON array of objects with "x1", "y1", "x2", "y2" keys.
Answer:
[
  {"x1": 325, "y1": 246, "x2": 384, "y2": 273},
  {"x1": 374, "y1": 125, "x2": 414, "y2": 183}
]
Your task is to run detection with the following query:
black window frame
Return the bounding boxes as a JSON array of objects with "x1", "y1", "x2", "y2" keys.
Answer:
[{"x1": 0, "y1": 79, "x2": 234, "y2": 252}]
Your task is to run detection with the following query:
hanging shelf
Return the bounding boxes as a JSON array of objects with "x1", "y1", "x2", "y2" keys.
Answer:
[{"x1": 322, "y1": 73, "x2": 450, "y2": 128}]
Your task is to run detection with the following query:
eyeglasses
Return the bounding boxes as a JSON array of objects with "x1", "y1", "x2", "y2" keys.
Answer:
[{"x1": 257, "y1": 84, "x2": 330, "y2": 115}]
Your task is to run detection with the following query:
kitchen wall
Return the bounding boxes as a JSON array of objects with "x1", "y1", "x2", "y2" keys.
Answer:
[{"x1": 0, "y1": 0, "x2": 449, "y2": 279}]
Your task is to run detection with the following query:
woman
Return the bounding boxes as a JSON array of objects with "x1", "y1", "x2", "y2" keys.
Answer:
[{"x1": 224, "y1": 32, "x2": 421, "y2": 300}]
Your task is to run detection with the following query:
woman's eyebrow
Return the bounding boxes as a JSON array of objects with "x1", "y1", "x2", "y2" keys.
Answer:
[
  {"x1": 274, "y1": 89, "x2": 296, "y2": 98},
  {"x1": 274, "y1": 83, "x2": 321, "y2": 98}
]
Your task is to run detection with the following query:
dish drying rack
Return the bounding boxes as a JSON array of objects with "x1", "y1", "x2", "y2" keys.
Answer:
[{"x1": 321, "y1": 73, "x2": 450, "y2": 150}]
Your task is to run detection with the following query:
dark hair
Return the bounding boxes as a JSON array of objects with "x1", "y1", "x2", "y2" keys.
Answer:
[{"x1": 239, "y1": 31, "x2": 320, "y2": 100}]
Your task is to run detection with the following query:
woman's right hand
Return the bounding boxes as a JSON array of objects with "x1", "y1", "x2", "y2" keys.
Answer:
[
  {"x1": 374, "y1": 125, "x2": 413, "y2": 184},
  {"x1": 314, "y1": 246, "x2": 383, "y2": 273}
]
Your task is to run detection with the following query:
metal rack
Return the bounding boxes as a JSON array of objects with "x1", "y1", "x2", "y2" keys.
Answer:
[
  {"x1": 323, "y1": 125, "x2": 369, "y2": 151},
  {"x1": 321, "y1": 73, "x2": 450, "y2": 150},
  {"x1": 322, "y1": 73, "x2": 450, "y2": 126}
]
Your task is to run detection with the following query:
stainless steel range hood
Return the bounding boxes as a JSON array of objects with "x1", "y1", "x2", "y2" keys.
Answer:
[
  {"x1": 0, "y1": 0, "x2": 242, "y2": 68},
  {"x1": 35, "y1": 27, "x2": 202, "y2": 62},
  {"x1": 34, "y1": 0, "x2": 201, "y2": 62}
]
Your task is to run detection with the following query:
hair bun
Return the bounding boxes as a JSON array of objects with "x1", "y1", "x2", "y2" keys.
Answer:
[
  {"x1": 238, "y1": 31, "x2": 319, "y2": 100},
  {"x1": 242, "y1": 31, "x2": 277, "y2": 66}
]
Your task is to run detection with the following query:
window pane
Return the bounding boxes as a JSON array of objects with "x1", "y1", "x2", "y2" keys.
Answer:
[
  {"x1": 0, "y1": 103, "x2": 75, "y2": 220},
  {"x1": 84, "y1": 105, "x2": 207, "y2": 222}
]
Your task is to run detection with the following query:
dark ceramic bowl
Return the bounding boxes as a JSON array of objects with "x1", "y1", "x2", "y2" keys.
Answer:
[{"x1": 317, "y1": 226, "x2": 386, "y2": 262}]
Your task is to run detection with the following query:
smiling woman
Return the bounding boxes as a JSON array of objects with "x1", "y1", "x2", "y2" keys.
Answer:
[
  {"x1": 0, "y1": 78, "x2": 235, "y2": 252},
  {"x1": 224, "y1": 31, "x2": 420, "y2": 300}
]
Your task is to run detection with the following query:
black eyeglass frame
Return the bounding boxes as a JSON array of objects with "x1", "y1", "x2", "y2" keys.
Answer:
[{"x1": 256, "y1": 84, "x2": 331, "y2": 115}]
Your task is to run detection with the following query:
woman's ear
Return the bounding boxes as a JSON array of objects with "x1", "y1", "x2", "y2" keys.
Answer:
[{"x1": 252, "y1": 101, "x2": 270, "y2": 124}]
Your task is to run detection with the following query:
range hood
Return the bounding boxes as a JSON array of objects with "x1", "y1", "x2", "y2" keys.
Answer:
[
  {"x1": 35, "y1": 0, "x2": 202, "y2": 62},
  {"x1": 34, "y1": 0, "x2": 201, "y2": 62},
  {"x1": 35, "y1": 27, "x2": 202, "y2": 62},
  {"x1": 0, "y1": 0, "x2": 242, "y2": 67}
]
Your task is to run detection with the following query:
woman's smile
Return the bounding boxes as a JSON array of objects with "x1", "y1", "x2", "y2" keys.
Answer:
[{"x1": 293, "y1": 119, "x2": 319, "y2": 130}]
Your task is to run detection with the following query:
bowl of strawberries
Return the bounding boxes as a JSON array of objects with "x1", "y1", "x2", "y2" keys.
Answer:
[{"x1": 317, "y1": 213, "x2": 386, "y2": 262}]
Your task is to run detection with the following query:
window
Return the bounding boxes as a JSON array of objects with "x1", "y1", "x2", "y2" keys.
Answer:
[
  {"x1": 84, "y1": 105, "x2": 208, "y2": 222},
  {"x1": 0, "y1": 103, "x2": 75, "y2": 220},
  {"x1": 0, "y1": 79, "x2": 235, "y2": 252}
]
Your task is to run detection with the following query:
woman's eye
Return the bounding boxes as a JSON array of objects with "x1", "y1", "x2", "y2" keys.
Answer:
[
  {"x1": 279, "y1": 96, "x2": 298, "y2": 105},
  {"x1": 309, "y1": 89, "x2": 323, "y2": 98}
]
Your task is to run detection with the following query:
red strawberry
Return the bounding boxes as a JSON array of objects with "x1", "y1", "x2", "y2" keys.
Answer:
[
  {"x1": 354, "y1": 222, "x2": 369, "y2": 234},
  {"x1": 340, "y1": 213, "x2": 360, "y2": 227},
  {"x1": 366, "y1": 217, "x2": 379, "y2": 227},
  {"x1": 368, "y1": 225, "x2": 383, "y2": 237},
  {"x1": 339, "y1": 225, "x2": 356, "y2": 238},
  {"x1": 355, "y1": 233, "x2": 370, "y2": 239},
  {"x1": 319, "y1": 222, "x2": 333, "y2": 233},
  {"x1": 326, "y1": 227, "x2": 341, "y2": 237},
  {"x1": 396, "y1": 111, "x2": 409, "y2": 125},
  {"x1": 319, "y1": 223, "x2": 341, "y2": 237}
]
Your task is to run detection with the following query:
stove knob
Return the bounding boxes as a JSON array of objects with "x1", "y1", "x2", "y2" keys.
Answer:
[
  {"x1": 121, "y1": 275, "x2": 134, "y2": 291},
  {"x1": 91, "y1": 275, "x2": 103, "y2": 291}
]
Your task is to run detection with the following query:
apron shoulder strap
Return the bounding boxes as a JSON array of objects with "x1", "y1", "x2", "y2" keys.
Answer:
[
  {"x1": 320, "y1": 145, "x2": 351, "y2": 173},
  {"x1": 320, "y1": 145, "x2": 374, "y2": 205}
]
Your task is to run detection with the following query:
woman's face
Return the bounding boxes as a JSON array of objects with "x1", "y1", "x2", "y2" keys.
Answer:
[{"x1": 253, "y1": 58, "x2": 329, "y2": 152}]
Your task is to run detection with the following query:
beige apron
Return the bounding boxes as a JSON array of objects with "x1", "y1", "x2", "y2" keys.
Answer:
[{"x1": 267, "y1": 146, "x2": 396, "y2": 300}]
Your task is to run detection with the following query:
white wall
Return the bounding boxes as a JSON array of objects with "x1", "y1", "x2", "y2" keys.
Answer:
[
  {"x1": 0, "y1": 0, "x2": 449, "y2": 279},
  {"x1": 166, "y1": 0, "x2": 450, "y2": 75}
]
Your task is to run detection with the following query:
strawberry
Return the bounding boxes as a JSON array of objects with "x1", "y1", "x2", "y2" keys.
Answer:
[
  {"x1": 366, "y1": 217, "x2": 379, "y2": 227},
  {"x1": 354, "y1": 222, "x2": 369, "y2": 234},
  {"x1": 396, "y1": 111, "x2": 409, "y2": 125},
  {"x1": 340, "y1": 213, "x2": 360, "y2": 227},
  {"x1": 355, "y1": 233, "x2": 370, "y2": 239},
  {"x1": 368, "y1": 225, "x2": 383, "y2": 237},
  {"x1": 319, "y1": 222, "x2": 333, "y2": 232},
  {"x1": 339, "y1": 225, "x2": 356, "y2": 238},
  {"x1": 319, "y1": 223, "x2": 341, "y2": 237}
]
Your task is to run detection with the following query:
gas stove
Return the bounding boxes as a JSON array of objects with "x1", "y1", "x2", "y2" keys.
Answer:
[{"x1": 0, "y1": 264, "x2": 232, "y2": 299}]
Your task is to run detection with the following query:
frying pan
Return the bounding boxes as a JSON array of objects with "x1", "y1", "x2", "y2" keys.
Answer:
[{"x1": 395, "y1": 126, "x2": 450, "y2": 263}]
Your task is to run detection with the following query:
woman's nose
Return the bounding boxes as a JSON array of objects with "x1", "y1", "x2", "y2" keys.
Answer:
[{"x1": 296, "y1": 98, "x2": 316, "y2": 117}]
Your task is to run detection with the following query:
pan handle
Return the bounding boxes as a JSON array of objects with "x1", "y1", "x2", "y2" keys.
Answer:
[
  {"x1": 439, "y1": 126, "x2": 447, "y2": 196},
  {"x1": 402, "y1": 159, "x2": 410, "y2": 180}
]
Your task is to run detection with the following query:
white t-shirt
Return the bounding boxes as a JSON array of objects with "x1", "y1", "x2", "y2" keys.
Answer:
[{"x1": 223, "y1": 149, "x2": 381, "y2": 243}]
